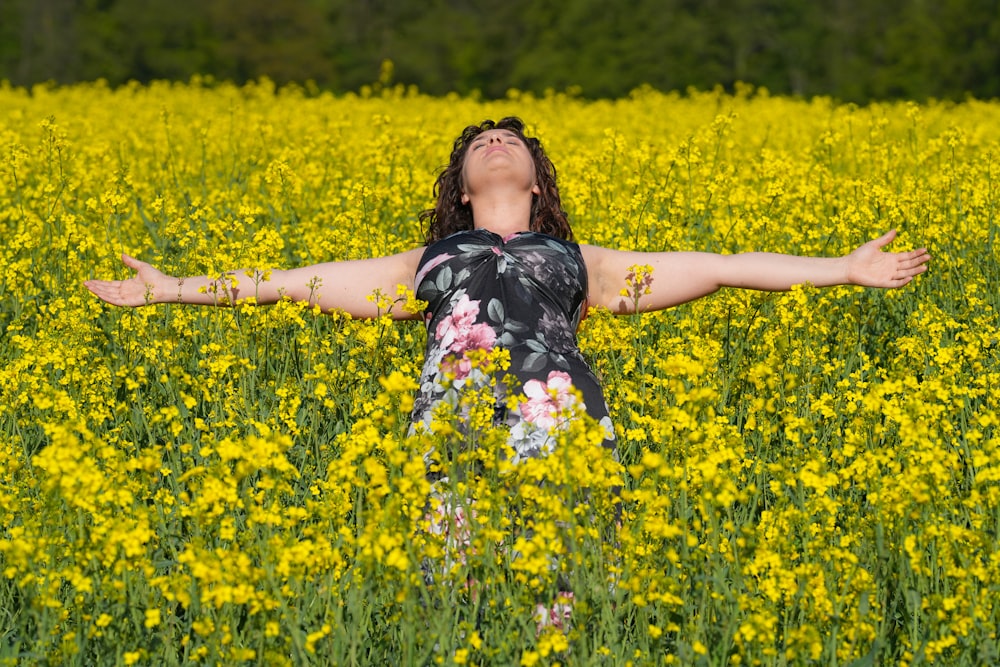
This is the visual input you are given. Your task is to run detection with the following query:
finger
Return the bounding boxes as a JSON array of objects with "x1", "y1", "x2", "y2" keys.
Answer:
[
  {"x1": 88, "y1": 282, "x2": 141, "y2": 307},
  {"x1": 896, "y1": 260, "x2": 929, "y2": 280},
  {"x1": 85, "y1": 279, "x2": 120, "y2": 298},
  {"x1": 121, "y1": 253, "x2": 145, "y2": 271},
  {"x1": 84, "y1": 281, "x2": 114, "y2": 302},
  {"x1": 871, "y1": 229, "x2": 897, "y2": 250},
  {"x1": 902, "y1": 249, "x2": 931, "y2": 268}
]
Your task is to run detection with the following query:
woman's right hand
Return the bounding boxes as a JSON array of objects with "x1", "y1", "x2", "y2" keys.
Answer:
[{"x1": 84, "y1": 253, "x2": 171, "y2": 307}]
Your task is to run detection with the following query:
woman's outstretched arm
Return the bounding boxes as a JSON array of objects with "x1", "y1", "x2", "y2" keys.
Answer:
[
  {"x1": 84, "y1": 248, "x2": 426, "y2": 320},
  {"x1": 582, "y1": 229, "x2": 931, "y2": 314}
]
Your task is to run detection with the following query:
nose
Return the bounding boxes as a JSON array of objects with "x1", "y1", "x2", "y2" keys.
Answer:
[{"x1": 487, "y1": 134, "x2": 503, "y2": 144}]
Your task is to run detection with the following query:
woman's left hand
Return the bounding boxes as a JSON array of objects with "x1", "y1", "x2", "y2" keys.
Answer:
[{"x1": 846, "y1": 229, "x2": 931, "y2": 288}]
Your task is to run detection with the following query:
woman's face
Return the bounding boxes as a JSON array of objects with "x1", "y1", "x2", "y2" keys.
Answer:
[{"x1": 460, "y1": 128, "x2": 541, "y2": 203}]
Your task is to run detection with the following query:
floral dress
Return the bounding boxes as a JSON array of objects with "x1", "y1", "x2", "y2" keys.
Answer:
[
  {"x1": 410, "y1": 229, "x2": 617, "y2": 463},
  {"x1": 412, "y1": 229, "x2": 615, "y2": 624}
]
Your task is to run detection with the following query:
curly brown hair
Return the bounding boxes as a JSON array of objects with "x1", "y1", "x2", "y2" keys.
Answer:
[{"x1": 420, "y1": 117, "x2": 573, "y2": 244}]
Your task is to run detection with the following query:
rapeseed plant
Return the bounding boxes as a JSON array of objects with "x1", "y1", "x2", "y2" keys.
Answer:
[{"x1": 1, "y1": 79, "x2": 998, "y2": 664}]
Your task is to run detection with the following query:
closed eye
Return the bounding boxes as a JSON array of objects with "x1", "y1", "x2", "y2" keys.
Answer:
[{"x1": 470, "y1": 132, "x2": 521, "y2": 150}]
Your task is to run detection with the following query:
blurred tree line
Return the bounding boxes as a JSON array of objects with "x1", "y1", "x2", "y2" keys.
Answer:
[{"x1": 2, "y1": 0, "x2": 999, "y2": 102}]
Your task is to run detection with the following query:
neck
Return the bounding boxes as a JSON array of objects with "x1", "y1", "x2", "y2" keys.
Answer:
[{"x1": 469, "y1": 191, "x2": 533, "y2": 236}]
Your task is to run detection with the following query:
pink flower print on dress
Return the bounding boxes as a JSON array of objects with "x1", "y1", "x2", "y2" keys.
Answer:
[
  {"x1": 535, "y1": 591, "x2": 574, "y2": 633},
  {"x1": 519, "y1": 370, "x2": 578, "y2": 432},
  {"x1": 435, "y1": 294, "x2": 497, "y2": 380},
  {"x1": 435, "y1": 294, "x2": 495, "y2": 352},
  {"x1": 425, "y1": 494, "x2": 477, "y2": 574},
  {"x1": 415, "y1": 252, "x2": 455, "y2": 288},
  {"x1": 441, "y1": 354, "x2": 477, "y2": 381}
]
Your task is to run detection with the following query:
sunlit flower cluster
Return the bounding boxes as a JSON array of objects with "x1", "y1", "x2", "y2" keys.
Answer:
[{"x1": 1, "y1": 79, "x2": 999, "y2": 665}]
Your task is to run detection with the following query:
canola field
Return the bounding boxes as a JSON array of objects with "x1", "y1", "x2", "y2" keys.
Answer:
[{"x1": 1, "y1": 79, "x2": 999, "y2": 666}]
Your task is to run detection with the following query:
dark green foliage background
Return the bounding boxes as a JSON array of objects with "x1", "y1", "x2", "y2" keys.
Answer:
[{"x1": 2, "y1": 0, "x2": 999, "y2": 102}]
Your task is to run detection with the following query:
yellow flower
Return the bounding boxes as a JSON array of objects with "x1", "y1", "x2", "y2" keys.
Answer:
[
  {"x1": 143, "y1": 608, "x2": 161, "y2": 629},
  {"x1": 520, "y1": 650, "x2": 540, "y2": 666}
]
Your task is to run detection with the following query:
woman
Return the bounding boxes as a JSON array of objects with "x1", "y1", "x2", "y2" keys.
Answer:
[{"x1": 84, "y1": 117, "x2": 931, "y2": 462}]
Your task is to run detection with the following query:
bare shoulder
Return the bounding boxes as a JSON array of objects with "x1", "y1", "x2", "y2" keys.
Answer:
[
  {"x1": 578, "y1": 243, "x2": 655, "y2": 277},
  {"x1": 577, "y1": 243, "x2": 627, "y2": 310},
  {"x1": 576, "y1": 243, "x2": 725, "y2": 313},
  {"x1": 389, "y1": 245, "x2": 427, "y2": 272},
  {"x1": 577, "y1": 243, "x2": 614, "y2": 270},
  {"x1": 358, "y1": 245, "x2": 426, "y2": 287}
]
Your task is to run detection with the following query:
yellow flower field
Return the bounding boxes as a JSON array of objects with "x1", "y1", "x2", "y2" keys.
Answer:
[{"x1": 1, "y1": 78, "x2": 999, "y2": 665}]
